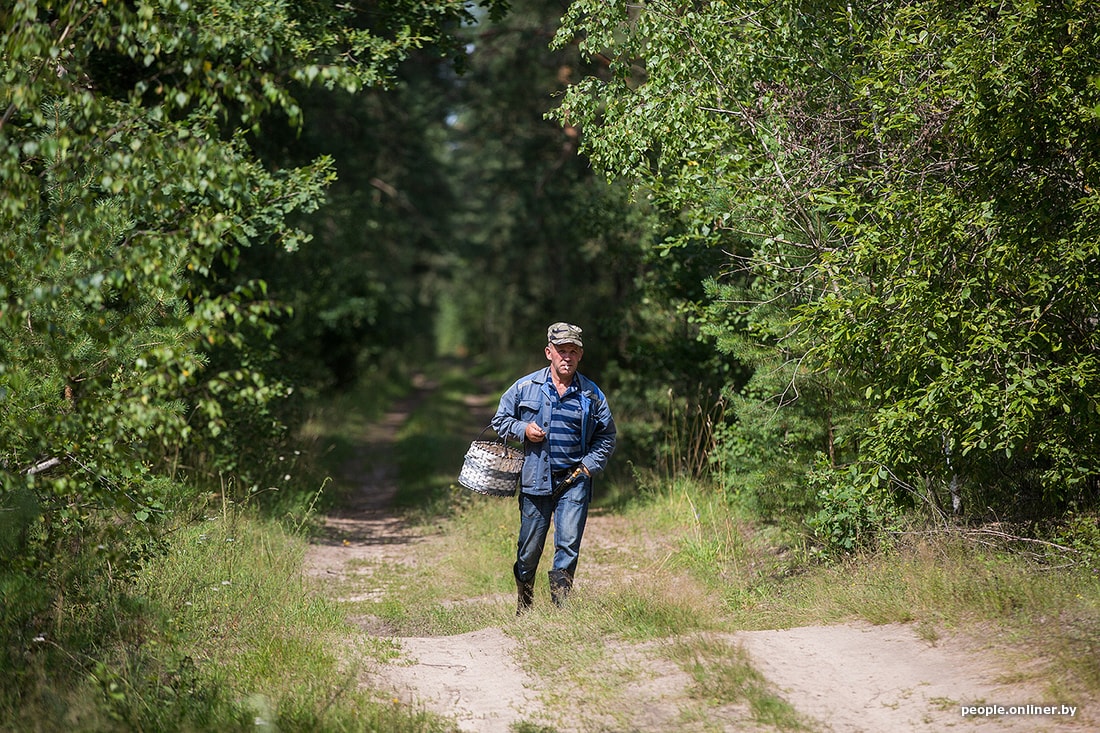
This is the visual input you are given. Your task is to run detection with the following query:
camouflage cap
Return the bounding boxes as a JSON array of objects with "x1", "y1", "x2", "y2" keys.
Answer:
[{"x1": 547, "y1": 322, "x2": 584, "y2": 347}]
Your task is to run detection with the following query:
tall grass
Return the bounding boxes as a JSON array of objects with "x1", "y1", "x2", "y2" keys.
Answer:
[
  {"x1": 0, "y1": 501, "x2": 455, "y2": 732},
  {"x1": 134, "y1": 505, "x2": 455, "y2": 732},
  {"x1": 565, "y1": 472, "x2": 1100, "y2": 707},
  {"x1": 737, "y1": 535, "x2": 1100, "y2": 700}
]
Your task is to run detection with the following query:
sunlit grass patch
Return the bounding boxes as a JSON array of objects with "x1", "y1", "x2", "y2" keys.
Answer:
[
  {"x1": 611, "y1": 474, "x2": 806, "y2": 609},
  {"x1": 589, "y1": 573, "x2": 723, "y2": 640},
  {"x1": 732, "y1": 533, "x2": 1100, "y2": 700},
  {"x1": 130, "y1": 508, "x2": 456, "y2": 732},
  {"x1": 623, "y1": 476, "x2": 1100, "y2": 707},
  {"x1": 668, "y1": 633, "x2": 812, "y2": 730},
  {"x1": 343, "y1": 561, "x2": 514, "y2": 638},
  {"x1": 329, "y1": 499, "x2": 519, "y2": 638}
]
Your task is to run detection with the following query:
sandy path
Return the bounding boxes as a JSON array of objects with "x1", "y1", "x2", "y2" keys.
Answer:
[
  {"x1": 736, "y1": 624, "x2": 1077, "y2": 732},
  {"x1": 304, "y1": 381, "x2": 543, "y2": 732},
  {"x1": 378, "y1": 628, "x2": 540, "y2": 733},
  {"x1": 304, "y1": 382, "x2": 1092, "y2": 732}
]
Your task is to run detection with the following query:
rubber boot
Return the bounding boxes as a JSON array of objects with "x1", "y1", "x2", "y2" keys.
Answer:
[
  {"x1": 515, "y1": 576, "x2": 535, "y2": 616},
  {"x1": 548, "y1": 569, "x2": 573, "y2": 607}
]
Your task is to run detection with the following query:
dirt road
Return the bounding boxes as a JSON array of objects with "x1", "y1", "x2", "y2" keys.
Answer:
[{"x1": 304, "y1": 386, "x2": 1091, "y2": 733}]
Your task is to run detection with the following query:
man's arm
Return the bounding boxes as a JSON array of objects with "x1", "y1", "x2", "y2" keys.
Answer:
[
  {"x1": 581, "y1": 391, "x2": 616, "y2": 476},
  {"x1": 490, "y1": 380, "x2": 526, "y2": 442}
]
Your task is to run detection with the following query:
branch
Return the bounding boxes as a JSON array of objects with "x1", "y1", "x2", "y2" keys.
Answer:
[
  {"x1": 964, "y1": 527, "x2": 1079, "y2": 556},
  {"x1": 0, "y1": 7, "x2": 98, "y2": 134},
  {"x1": 888, "y1": 525, "x2": 1083, "y2": 565},
  {"x1": 25, "y1": 457, "x2": 62, "y2": 475}
]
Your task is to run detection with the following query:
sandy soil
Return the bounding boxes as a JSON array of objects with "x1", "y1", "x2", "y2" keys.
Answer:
[{"x1": 303, "y1": 386, "x2": 1093, "y2": 733}]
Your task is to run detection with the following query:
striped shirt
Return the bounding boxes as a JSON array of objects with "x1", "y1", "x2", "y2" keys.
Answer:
[{"x1": 546, "y1": 383, "x2": 584, "y2": 472}]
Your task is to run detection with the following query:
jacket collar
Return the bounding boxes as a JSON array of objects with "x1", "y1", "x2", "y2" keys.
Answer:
[{"x1": 535, "y1": 366, "x2": 586, "y2": 394}]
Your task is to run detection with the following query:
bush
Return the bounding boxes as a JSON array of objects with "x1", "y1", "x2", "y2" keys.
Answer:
[{"x1": 805, "y1": 461, "x2": 901, "y2": 556}]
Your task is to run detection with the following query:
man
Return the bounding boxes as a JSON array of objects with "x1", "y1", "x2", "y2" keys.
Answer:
[{"x1": 491, "y1": 322, "x2": 616, "y2": 615}]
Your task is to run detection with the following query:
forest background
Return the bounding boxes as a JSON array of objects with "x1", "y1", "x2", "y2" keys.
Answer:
[{"x1": 2, "y1": 0, "x2": 1099, "y2": 729}]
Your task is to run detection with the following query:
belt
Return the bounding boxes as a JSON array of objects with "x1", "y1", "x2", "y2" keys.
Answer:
[
  {"x1": 550, "y1": 464, "x2": 585, "y2": 500},
  {"x1": 552, "y1": 467, "x2": 575, "y2": 482}
]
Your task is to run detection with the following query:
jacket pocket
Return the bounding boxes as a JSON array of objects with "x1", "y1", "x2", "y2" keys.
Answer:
[{"x1": 518, "y1": 398, "x2": 542, "y2": 423}]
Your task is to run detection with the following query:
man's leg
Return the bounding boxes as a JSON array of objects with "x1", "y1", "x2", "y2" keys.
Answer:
[
  {"x1": 549, "y1": 480, "x2": 590, "y2": 604},
  {"x1": 515, "y1": 493, "x2": 551, "y2": 613}
]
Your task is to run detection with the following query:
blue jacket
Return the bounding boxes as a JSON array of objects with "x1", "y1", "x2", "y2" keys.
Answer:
[{"x1": 491, "y1": 367, "x2": 616, "y2": 496}]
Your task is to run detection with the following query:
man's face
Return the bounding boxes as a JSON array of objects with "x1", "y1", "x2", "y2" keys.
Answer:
[{"x1": 546, "y1": 342, "x2": 583, "y2": 379}]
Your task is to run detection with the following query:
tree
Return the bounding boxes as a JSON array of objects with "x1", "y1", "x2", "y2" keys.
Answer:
[
  {"x1": 0, "y1": 0, "x2": 506, "y2": 640},
  {"x1": 432, "y1": 0, "x2": 641, "y2": 360},
  {"x1": 243, "y1": 67, "x2": 462, "y2": 391},
  {"x1": 552, "y1": 0, "x2": 1100, "y2": 534},
  {"x1": 808, "y1": 1, "x2": 1100, "y2": 515},
  {"x1": 550, "y1": 0, "x2": 862, "y2": 507},
  {"x1": 424, "y1": 0, "x2": 742, "y2": 475}
]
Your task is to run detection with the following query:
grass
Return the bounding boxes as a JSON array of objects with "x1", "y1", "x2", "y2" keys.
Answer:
[
  {"x1": 9, "y1": 359, "x2": 1096, "y2": 731},
  {"x1": 668, "y1": 634, "x2": 812, "y2": 730},
  {"x1": 622, "y1": 475, "x2": 1100, "y2": 705},
  {"x1": 320, "y1": 363, "x2": 1100, "y2": 729},
  {"x1": 311, "y1": 360, "x2": 524, "y2": 637},
  {"x1": 390, "y1": 360, "x2": 525, "y2": 518},
  {"x1": 0, "y1": 506, "x2": 456, "y2": 732},
  {"x1": 735, "y1": 534, "x2": 1100, "y2": 700}
]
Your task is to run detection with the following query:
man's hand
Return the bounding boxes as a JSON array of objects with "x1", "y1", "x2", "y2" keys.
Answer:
[
  {"x1": 554, "y1": 464, "x2": 590, "y2": 495},
  {"x1": 525, "y1": 422, "x2": 546, "y2": 442}
]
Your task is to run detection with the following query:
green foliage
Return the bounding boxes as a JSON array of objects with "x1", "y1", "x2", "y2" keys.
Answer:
[
  {"x1": 808, "y1": 0, "x2": 1100, "y2": 514},
  {"x1": 0, "y1": 1, "x2": 493, "y2": 543},
  {"x1": 805, "y1": 461, "x2": 903, "y2": 556},
  {"x1": 553, "y1": 0, "x2": 1100, "y2": 538},
  {"x1": 0, "y1": 0, "x2": 511, "y2": 720},
  {"x1": 248, "y1": 71, "x2": 461, "y2": 390},
  {"x1": 550, "y1": 0, "x2": 879, "y2": 521},
  {"x1": 1054, "y1": 512, "x2": 1100, "y2": 570}
]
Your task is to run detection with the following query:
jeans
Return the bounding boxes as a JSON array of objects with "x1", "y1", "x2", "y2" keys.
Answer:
[{"x1": 513, "y1": 477, "x2": 591, "y2": 583}]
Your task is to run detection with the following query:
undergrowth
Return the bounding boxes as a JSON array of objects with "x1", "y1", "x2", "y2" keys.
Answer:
[
  {"x1": 619, "y1": 474, "x2": 1100, "y2": 703},
  {"x1": 0, "y1": 500, "x2": 452, "y2": 733},
  {"x1": 739, "y1": 533, "x2": 1100, "y2": 701}
]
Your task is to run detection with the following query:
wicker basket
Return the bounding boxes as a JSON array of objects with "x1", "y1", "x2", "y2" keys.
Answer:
[{"x1": 458, "y1": 430, "x2": 523, "y2": 497}]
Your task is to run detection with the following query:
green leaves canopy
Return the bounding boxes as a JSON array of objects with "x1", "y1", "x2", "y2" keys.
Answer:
[
  {"x1": 554, "y1": 0, "x2": 1100, "y2": 516},
  {"x1": 0, "y1": 0, "x2": 502, "y2": 532}
]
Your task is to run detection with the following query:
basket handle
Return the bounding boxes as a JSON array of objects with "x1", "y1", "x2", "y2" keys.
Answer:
[{"x1": 476, "y1": 425, "x2": 512, "y2": 456}]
